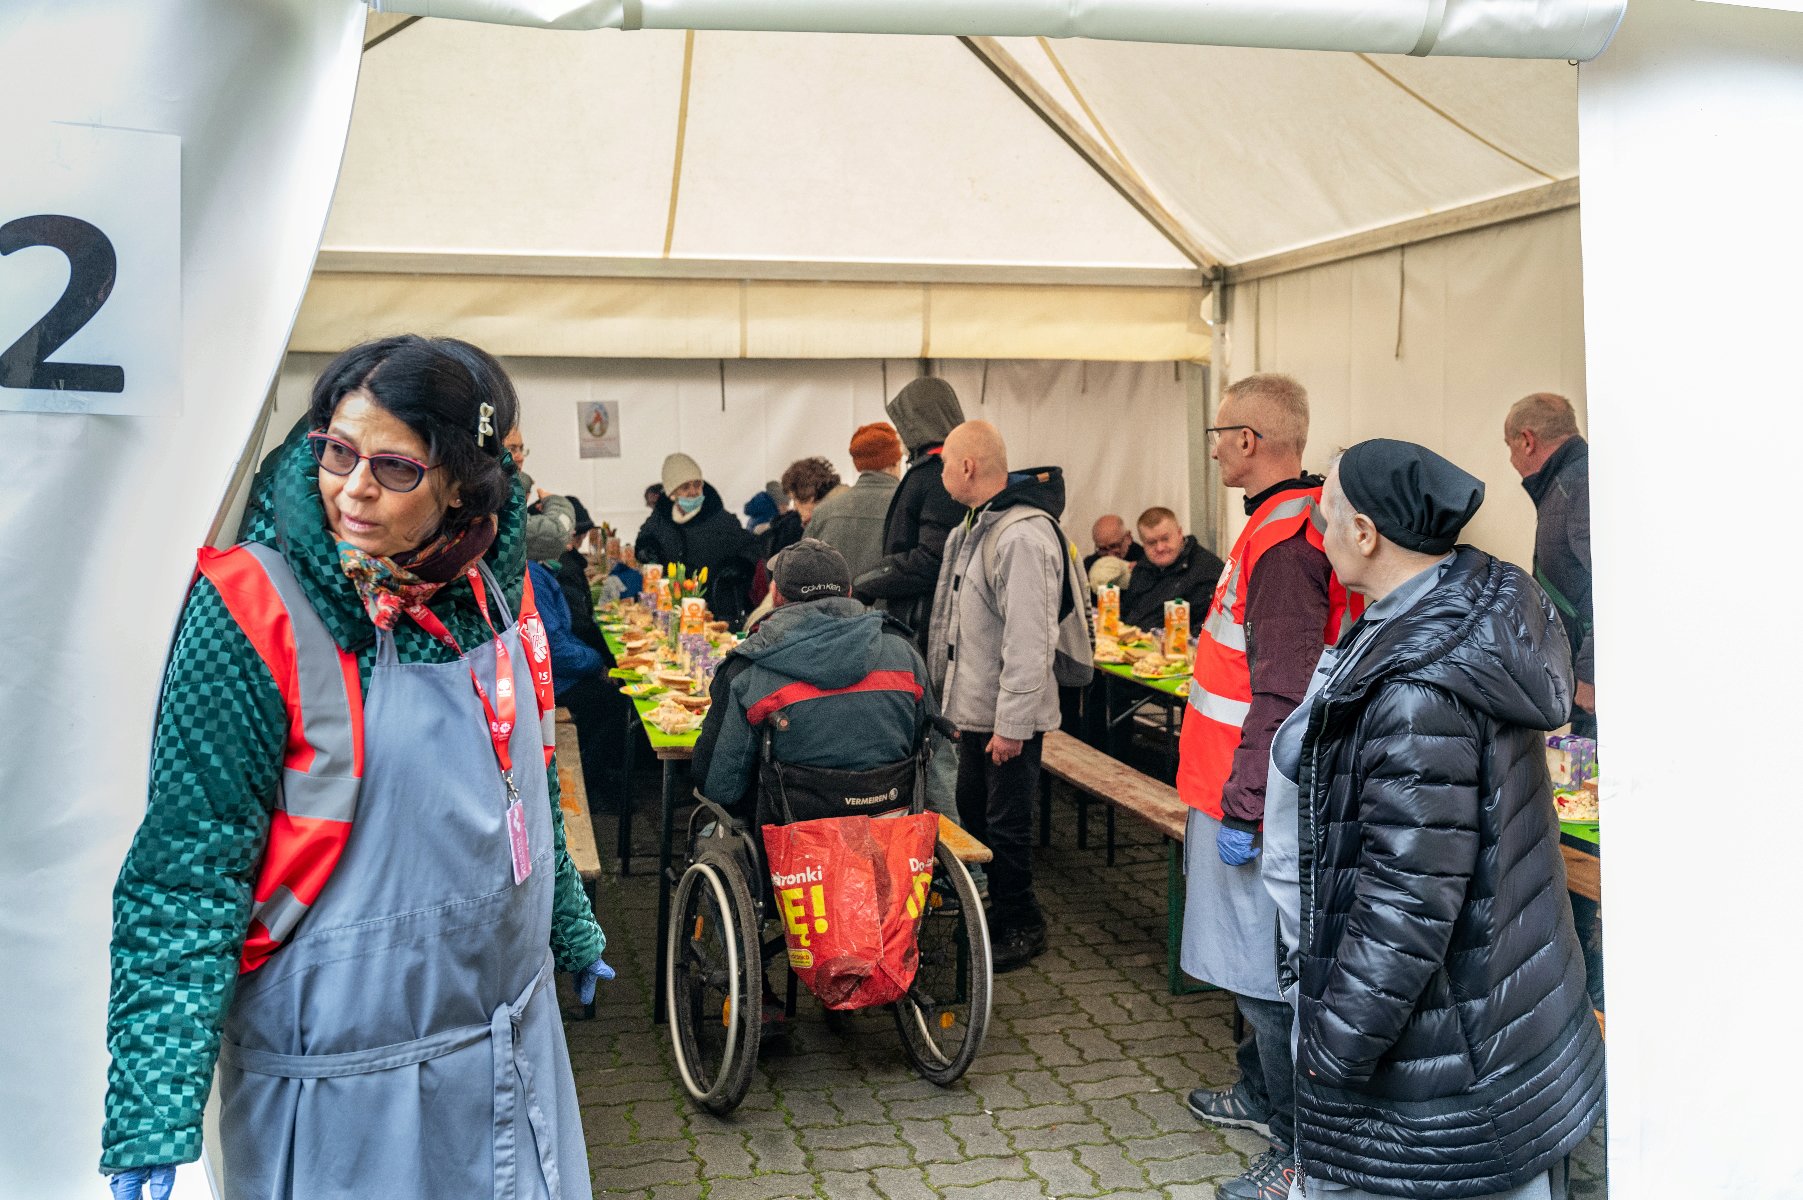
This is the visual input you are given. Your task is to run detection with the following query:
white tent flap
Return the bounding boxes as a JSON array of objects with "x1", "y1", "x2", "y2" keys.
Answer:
[{"x1": 369, "y1": 0, "x2": 1625, "y2": 59}]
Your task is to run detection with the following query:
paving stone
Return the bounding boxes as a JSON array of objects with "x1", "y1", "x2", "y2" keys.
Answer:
[
  {"x1": 938, "y1": 1182, "x2": 1050, "y2": 1200},
  {"x1": 592, "y1": 1157, "x2": 699, "y2": 1191},
  {"x1": 810, "y1": 1139, "x2": 918, "y2": 1173},
  {"x1": 705, "y1": 1172, "x2": 816, "y2": 1200},
  {"x1": 815, "y1": 1170, "x2": 889, "y2": 1200},
  {"x1": 1076, "y1": 1142, "x2": 1153, "y2": 1192},
  {"x1": 1122, "y1": 1130, "x2": 1218, "y2": 1162},
  {"x1": 1069, "y1": 1072, "x2": 1160, "y2": 1103},
  {"x1": 869, "y1": 1165, "x2": 937, "y2": 1200},
  {"x1": 1006, "y1": 1120, "x2": 1111, "y2": 1151},
  {"x1": 1132, "y1": 1087, "x2": 1205, "y2": 1134},
  {"x1": 923, "y1": 1155, "x2": 1033, "y2": 1189},
  {"x1": 690, "y1": 1130, "x2": 755, "y2": 1177},
  {"x1": 744, "y1": 1126, "x2": 811, "y2": 1174},
  {"x1": 946, "y1": 1112, "x2": 1014, "y2": 1159},
  {"x1": 795, "y1": 1121, "x2": 893, "y2": 1151},
  {"x1": 897, "y1": 1118, "x2": 965, "y2": 1164},
  {"x1": 1008, "y1": 1068, "x2": 1077, "y2": 1106},
  {"x1": 1083, "y1": 1095, "x2": 1161, "y2": 1139},
  {"x1": 1145, "y1": 1149, "x2": 1247, "y2": 1186},
  {"x1": 962, "y1": 1073, "x2": 1030, "y2": 1110},
  {"x1": 994, "y1": 1102, "x2": 1091, "y2": 1130},
  {"x1": 1024, "y1": 1148, "x2": 1098, "y2": 1196}
]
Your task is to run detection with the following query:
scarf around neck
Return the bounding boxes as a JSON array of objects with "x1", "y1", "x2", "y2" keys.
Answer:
[{"x1": 337, "y1": 517, "x2": 497, "y2": 631}]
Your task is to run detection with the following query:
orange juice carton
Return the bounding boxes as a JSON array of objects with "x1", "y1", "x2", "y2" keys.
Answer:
[
  {"x1": 680, "y1": 596, "x2": 707, "y2": 635},
  {"x1": 1097, "y1": 585, "x2": 1121, "y2": 639},
  {"x1": 1163, "y1": 599, "x2": 1191, "y2": 658}
]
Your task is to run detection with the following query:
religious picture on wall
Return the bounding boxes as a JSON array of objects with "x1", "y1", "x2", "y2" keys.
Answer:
[{"x1": 577, "y1": 400, "x2": 621, "y2": 458}]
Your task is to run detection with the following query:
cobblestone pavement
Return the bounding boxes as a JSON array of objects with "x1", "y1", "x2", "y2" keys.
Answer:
[{"x1": 566, "y1": 773, "x2": 1607, "y2": 1199}]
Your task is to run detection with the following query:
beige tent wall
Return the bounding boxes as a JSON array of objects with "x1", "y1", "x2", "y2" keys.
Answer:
[
  {"x1": 289, "y1": 273, "x2": 1211, "y2": 363},
  {"x1": 272, "y1": 354, "x2": 1191, "y2": 554},
  {"x1": 1220, "y1": 207, "x2": 1586, "y2": 569}
]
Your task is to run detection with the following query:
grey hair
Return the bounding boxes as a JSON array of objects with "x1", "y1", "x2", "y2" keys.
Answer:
[
  {"x1": 1505, "y1": 392, "x2": 1581, "y2": 442},
  {"x1": 1223, "y1": 373, "x2": 1309, "y2": 457}
]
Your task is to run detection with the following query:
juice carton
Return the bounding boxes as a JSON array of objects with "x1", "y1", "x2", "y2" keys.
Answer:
[
  {"x1": 1163, "y1": 599, "x2": 1191, "y2": 659},
  {"x1": 642, "y1": 563, "x2": 663, "y2": 590},
  {"x1": 655, "y1": 578, "x2": 674, "y2": 611},
  {"x1": 680, "y1": 596, "x2": 707, "y2": 635},
  {"x1": 1097, "y1": 585, "x2": 1121, "y2": 639}
]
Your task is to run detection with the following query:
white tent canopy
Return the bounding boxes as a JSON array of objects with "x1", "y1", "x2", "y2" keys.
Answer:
[{"x1": 298, "y1": 21, "x2": 1577, "y2": 363}]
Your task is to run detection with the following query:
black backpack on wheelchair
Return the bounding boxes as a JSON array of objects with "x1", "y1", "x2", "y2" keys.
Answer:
[{"x1": 664, "y1": 714, "x2": 992, "y2": 1115}]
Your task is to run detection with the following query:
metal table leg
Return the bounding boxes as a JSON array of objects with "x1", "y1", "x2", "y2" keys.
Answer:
[
  {"x1": 618, "y1": 710, "x2": 638, "y2": 876},
  {"x1": 651, "y1": 757, "x2": 681, "y2": 1024}
]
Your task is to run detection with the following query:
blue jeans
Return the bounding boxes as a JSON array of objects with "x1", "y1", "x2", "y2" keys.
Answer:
[{"x1": 1233, "y1": 993, "x2": 1295, "y2": 1150}]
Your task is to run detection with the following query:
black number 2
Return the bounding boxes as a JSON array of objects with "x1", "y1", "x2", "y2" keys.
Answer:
[{"x1": 1, "y1": 214, "x2": 126, "y2": 393}]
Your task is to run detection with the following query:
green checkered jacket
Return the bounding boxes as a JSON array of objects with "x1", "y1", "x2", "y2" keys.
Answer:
[{"x1": 101, "y1": 423, "x2": 605, "y2": 1173}]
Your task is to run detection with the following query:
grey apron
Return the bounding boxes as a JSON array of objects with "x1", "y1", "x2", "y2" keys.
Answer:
[
  {"x1": 217, "y1": 559, "x2": 590, "y2": 1200},
  {"x1": 1180, "y1": 807, "x2": 1283, "y2": 1000}
]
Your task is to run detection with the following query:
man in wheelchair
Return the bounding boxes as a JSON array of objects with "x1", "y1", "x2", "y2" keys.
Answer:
[{"x1": 692, "y1": 537, "x2": 938, "y2": 822}]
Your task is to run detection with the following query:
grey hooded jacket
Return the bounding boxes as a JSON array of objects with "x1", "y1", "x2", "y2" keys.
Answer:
[{"x1": 928, "y1": 468, "x2": 1068, "y2": 739}]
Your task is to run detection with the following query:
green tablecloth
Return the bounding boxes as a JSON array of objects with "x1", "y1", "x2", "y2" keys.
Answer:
[
  {"x1": 1096, "y1": 659, "x2": 1189, "y2": 698},
  {"x1": 599, "y1": 618, "x2": 701, "y2": 753},
  {"x1": 1559, "y1": 821, "x2": 1600, "y2": 846}
]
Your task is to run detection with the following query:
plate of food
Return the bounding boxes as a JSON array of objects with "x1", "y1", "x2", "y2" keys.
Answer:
[
  {"x1": 1130, "y1": 653, "x2": 1190, "y2": 679},
  {"x1": 1093, "y1": 641, "x2": 1129, "y2": 665},
  {"x1": 646, "y1": 699, "x2": 702, "y2": 735},
  {"x1": 668, "y1": 691, "x2": 710, "y2": 712},
  {"x1": 620, "y1": 682, "x2": 666, "y2": 698},
  {"x1": 1553, "y1": 789, "x2": 1599, "y2": 824}
]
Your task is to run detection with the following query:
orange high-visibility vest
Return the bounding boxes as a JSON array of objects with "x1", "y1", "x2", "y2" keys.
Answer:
[
  {"x1": 198, "y1": 543, "x2": 555, "y2": 973},
  {"x1": 1175, "y1": 486, "x2": 1360, "y2": 821}
]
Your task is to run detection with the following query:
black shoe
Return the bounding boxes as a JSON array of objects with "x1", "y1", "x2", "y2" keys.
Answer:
[
  {"x1": 1187, "y1": 1086, "x2": 1275, "y2": 1141},
  {"x1": 990, "y1": 923, "x2": 1048, "y2": 975},
  {"x1": 1216, "y1": 1147, "x2": 1297, "y2": 1200}
]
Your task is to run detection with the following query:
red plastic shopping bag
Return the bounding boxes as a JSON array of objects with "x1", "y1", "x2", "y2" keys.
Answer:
[{"x1": 761, "y1": 812, "x2": 940, "y2": 1010}]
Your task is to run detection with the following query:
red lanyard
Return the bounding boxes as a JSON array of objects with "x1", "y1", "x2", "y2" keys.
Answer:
[{"x1": 407, "y1": 568, "x2": 516, "y2": 790}]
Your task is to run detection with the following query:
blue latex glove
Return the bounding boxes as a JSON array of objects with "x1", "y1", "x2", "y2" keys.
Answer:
[
  {"x1": 1217, "y1": 826, "x2": 1260, "y2": 866},
  {"x1": 575, "y1": 957, "x2": 616, "y2": 1005},
  {"x1": 108, "y1": 1166, "x2": 176, "y2": 1200}
]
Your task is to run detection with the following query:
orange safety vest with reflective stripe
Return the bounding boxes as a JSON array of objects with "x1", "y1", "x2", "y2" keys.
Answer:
[
  {"x1": 197, "y1": 543, "x2": 556, "y2": 974},
  {"x1": 1175, "y1": 486, "x2": 1360, "y2": 821}
]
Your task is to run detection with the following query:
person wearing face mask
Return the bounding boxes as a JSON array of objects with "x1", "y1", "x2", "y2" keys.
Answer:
[
  {"x1": 101, "y1": 336, "x2": 611, "y2": 1199},
  {"x1": 634, "y1": 452, "x2": 759, "y2": 628}
]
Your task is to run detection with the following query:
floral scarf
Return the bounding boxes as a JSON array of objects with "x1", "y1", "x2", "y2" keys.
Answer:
[{"x1": 337, "y1": 517, "x2": 497, "y2": 631}]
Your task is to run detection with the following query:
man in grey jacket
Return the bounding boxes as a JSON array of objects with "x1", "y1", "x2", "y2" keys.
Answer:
[{"x1": 928, "y1": 420, "x2": 1067, "y2": 974}]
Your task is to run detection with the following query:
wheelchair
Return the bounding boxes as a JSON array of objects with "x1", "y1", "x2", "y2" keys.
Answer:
[{"x1": 664, "y1": 724, "x2": 993, "y2": 1115}]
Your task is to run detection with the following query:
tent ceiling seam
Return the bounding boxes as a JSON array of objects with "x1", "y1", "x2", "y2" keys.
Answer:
[
  {"x1": 662, "y1": 29, "x2": 697, "y2": 257},
  {"x1": 959, "y1": 35, "x2": 1222, "y2": 274},
  {"x1": 1354, "y1": 53, "x2": 1558, "y2": 182},
  {"x1": 1224, "y1": 177, "x2": 1577, "y2": 284},
  {"x1": 1034, "y1": 38, "x2": 1156, "y2": 201},
  {"x1": 362, "y1": 13, "x2": 420, "y2": 50}
]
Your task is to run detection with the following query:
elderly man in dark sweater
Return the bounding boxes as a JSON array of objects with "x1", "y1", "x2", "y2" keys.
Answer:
[{"x1": 1119, "y1": 507, "x2": 1224, "y2": 629}]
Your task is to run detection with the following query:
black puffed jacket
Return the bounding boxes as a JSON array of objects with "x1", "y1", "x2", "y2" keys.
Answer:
[{"x1": 1292, "y1": 547, "x2": 1603, "y2": 1197}]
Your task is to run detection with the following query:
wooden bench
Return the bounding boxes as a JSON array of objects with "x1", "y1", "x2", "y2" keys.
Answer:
[
  {"x1": 1560, "y1": 844, "x2": 1600, "y2": 903},
  {"x1": 554, "y1": 711, "x2": 602, "y2": 899},
  {"x1": 1038, "y1": 730, "x2": 1197, "y2": 994},
  {"x1": 937, "y1": 813, "x2": 993, "y2": 864}
]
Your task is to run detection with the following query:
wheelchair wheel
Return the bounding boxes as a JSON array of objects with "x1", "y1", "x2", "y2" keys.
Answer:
[
  {"x1": 666, "y1": 852, "x2": 761, "y2": 1115},
  {"x1": 894, "y1": 840, "x2": 991, "y2": 1085}
]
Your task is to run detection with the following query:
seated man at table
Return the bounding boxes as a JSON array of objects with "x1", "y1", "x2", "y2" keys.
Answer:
[
  {"x1": 1120, "y1": 506, "x2": 1225, "y2": 629},
  {"x1": 692, "y1": 539, "x2": 937, "y2": 819},
  {"x1": 1084, "y1": 513, "x2": 1145, "y2": 572}
]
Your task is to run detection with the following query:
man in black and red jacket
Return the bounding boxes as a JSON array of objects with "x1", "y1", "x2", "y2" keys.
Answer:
[{"x1": 695, "y1": 540, "x2": 937, "y2": 818}]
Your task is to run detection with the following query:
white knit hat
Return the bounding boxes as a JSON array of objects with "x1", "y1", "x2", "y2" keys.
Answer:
[{"x1": 661, "y1": 452, "x2": 703, "y2": 495}]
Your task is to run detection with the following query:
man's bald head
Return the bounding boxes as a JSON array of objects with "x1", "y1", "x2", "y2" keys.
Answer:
[
  {"x1": 1092, "y1": 514, "x2": 1132, "y2": 559},
  {"x1": 942, "y1": 419, "x2": 1010, "y2": 508}
]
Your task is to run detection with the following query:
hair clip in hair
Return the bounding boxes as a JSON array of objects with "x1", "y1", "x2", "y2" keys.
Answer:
[{"x1": 476, "y1": 401, "x2": 495, "y2": 447}]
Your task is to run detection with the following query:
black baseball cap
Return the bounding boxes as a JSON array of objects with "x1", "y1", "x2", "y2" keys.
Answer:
[{"x1": 770, "y1": 538, "x2": 852, "y2": 602}]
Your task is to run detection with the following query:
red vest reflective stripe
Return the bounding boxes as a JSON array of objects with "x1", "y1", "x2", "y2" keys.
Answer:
[
  {"x1": 198, "y1": 543, "x2": 364, "y2": 974},
  {"x1": 199, "y1": 544, "x2": 554, "y2": 971},
  {"x1": 1174, "y1": 487, "x2": 1361, "y2": 820}
]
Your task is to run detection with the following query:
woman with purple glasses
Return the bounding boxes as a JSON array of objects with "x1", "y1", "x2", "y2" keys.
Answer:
[{"x1": 102, "y1": 335, "x2": 611, "y2": 1199}]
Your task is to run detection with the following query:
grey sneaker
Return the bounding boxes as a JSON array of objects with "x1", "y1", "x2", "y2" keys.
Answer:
[
  {"x1": 1216, "y1": 1147, "x2": 1297, "y2": 1200},
  {"x1": 1187, "y1": 1086, "x2": 1274, "y2": 1140}
]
